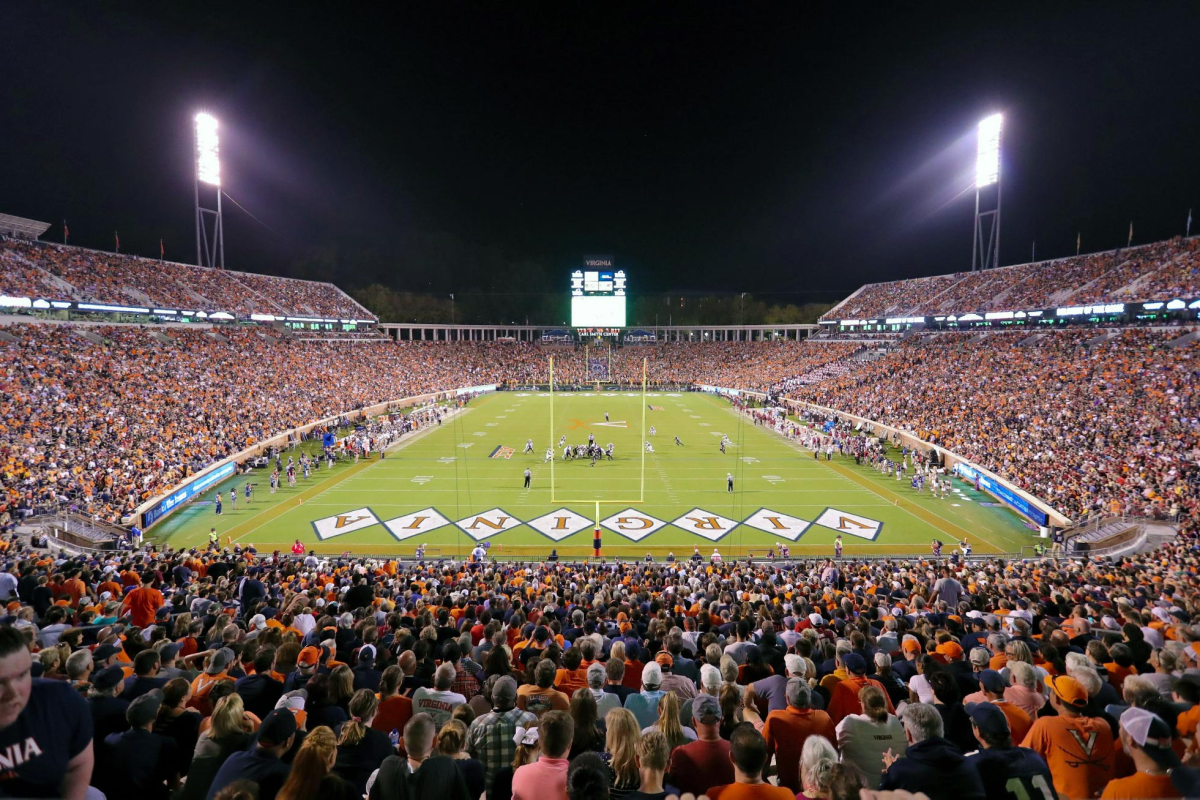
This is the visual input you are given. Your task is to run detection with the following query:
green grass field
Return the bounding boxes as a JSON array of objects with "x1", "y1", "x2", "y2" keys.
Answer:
[{"x1": 152, "y1": 391, "x2": 1038, "y2": 559}]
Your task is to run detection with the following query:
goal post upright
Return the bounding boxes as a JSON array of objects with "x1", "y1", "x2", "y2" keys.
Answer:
[
  {"x1": 549, "y1": 355, "x2": 555, "y2": 502},
  {"x1": 640, "y1": 356, "x2": 647, "y2": 503}
]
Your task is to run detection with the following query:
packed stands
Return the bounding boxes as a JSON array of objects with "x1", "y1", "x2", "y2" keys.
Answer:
[
  {"x1": 0, "y1": 238, "x2": 373, "y2": 320},
  {"x1": 0, "y1": 332, "x2": 844, "y2": 525},
  {"x1": 787, "y1": 329, "x2": 1199, "y2": 532},
  {"x1": 2, "y1": 509, "x2": 1200, "y2": 797},
  {"x1": 824, "y1": 236, "x2": 1200, "y2": 320}
]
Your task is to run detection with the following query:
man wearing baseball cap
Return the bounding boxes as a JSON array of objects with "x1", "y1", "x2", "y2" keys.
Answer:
[
  {"x1": 1022, "y1": 675, "x2": 1115, "y2": 800},
  {"x1": 963, "y1": 669, "x2": 1033, "y2": 744},
  {"x1": 828, "y1": 652, "x2": 895, "y2": 725},
  {"x1": 207, "y1": 708, "x2": 296, "y2": 800},
  {"x1": 96, "y1": 689, "x2": 179, "y2": 800},
  {"x1": 963, "y1": 701, "x2": 1053, "y2": 800},
  {"x1": 667, "y1": 693, "x2": 734, "y2": 796},
  {"x1": 763, "y1": 678, "x2": 835, "y2": 793},
  {"x1": 1099, "y1": 707, "x2": 1181, "y2": 799}
]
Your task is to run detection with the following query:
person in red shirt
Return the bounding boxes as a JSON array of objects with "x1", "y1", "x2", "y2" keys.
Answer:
[
  {"x1": 291, "y1": 540, "x2": 305, "y2": 556},
  {"x1": 120, "y1": 573, "x2": 164, "y2": 627},
  {"x1": 669, "y1": 694, "x2": 734, "y2": 795}
]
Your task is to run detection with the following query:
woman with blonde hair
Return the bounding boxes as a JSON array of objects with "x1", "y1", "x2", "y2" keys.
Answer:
[
  {"x1": 277, "y1": 726, "x2": 356, "y2": 800},
  {"x1": 644, "y1": 691, "x2": 695, "y2": 751},
  {"x1": 439, "y1": 719, "x2": 486, "y2": 799},
  {"x1": 186, "y1": 695, "x2": 255, "y2": 800},
  {"x1": 604, "y1": 708, "x2": 642, "y2": 798},
  {"x1": 333, "y1": 689, "x2": 394, "y2": 795}
]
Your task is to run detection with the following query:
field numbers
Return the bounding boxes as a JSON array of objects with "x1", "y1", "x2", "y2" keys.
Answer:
[
  {"x1": 411, "y1": 476, "x2": 433, "y2": 484},
  {"x1": 762, "y1": 474, "x2": 785, "y2": 484}
]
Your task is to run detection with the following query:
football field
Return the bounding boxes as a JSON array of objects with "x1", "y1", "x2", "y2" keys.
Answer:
[{"x1": 153, "y1": 391, "x2": 1038, "y2": 559}]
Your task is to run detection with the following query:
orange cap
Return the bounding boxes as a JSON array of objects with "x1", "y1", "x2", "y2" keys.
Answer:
[
  {"x1": 901, "y1": 639, "x2": 923, "y2": 654},
  {"x1": 935, "y1": 641, "x2": 964, "y2": 659},
  {"x1": 1044, "y1": 675, "x2": 1088, "y2": 707},
  {"x1": 298, "y1": 646, "x2": 320, "y2": 667},
  {"x1": 655, "y1": 652, "x2": 674, "y2": 668}
]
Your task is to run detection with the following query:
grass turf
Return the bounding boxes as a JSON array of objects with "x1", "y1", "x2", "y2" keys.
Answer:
[{"x1": 152, "y1": 391, "x2": 1039, "y2": 559}]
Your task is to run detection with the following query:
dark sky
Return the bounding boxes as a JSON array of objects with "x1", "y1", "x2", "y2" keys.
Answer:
[{"x1": 3, "y1": 2, "x2": 1199, "y2": 305}]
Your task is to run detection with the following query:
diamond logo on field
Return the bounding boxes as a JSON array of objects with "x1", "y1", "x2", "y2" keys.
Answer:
[
  {"x1": 813, "y1": 508, "x2": 883, "y2": 540},
  {"x1": 672, "y1": 508, "x2": 738, "y2": 541},
  {"x1": 454, "y1": 508, "x2": 523, "y2": 540},
  {"x1": 742, "y1": 509, "x2": 812, "y2": 541},
  {"x1": 600, "y1": 508, "x2": 668, "y2": 542},
  {"x1": 312, "y1": 508, "x2": 379, "y2": 540},
  {"x1": 527, "y1": 508, "x2": 593, "y2": 541},
  {"x1": 383, "y1": 508, "x2": 451, "y2": 541}
]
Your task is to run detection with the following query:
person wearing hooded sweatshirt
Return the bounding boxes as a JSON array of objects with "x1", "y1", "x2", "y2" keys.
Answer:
[{"x1": 878, "y1": 702, "x2": 985, "y2": 800}]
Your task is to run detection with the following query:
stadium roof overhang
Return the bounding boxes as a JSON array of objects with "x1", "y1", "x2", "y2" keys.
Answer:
[{"x1": 0, "y1": 213, "x2": 52, "y2": 239}]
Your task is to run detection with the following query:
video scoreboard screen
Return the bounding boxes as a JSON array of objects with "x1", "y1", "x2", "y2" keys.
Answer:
[{"x1": 570, "y1": 256, "x2": 627, "y2": 327}]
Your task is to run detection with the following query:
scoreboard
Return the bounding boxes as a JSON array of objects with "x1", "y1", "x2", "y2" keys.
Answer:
[{"x1": 570, "y1": 256, "x2": 627, "y2": 327}]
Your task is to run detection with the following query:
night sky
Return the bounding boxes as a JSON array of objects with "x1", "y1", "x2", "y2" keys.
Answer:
[{"x1": 3, "y1": 2, "x2": 1199, "y2": 306}]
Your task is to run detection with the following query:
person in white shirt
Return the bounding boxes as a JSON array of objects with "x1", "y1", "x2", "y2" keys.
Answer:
[
  {"x1": 836, "y1": 683, "x2": 906, "y2": 789},
  {"x1": 412, "y1": 663, "x2": 467, "y2": 727}
]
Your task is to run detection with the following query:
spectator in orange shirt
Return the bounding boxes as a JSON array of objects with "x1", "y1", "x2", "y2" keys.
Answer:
[
  {"x1": 827, "y1": 653, "x2": 894, "y2": 725},
  {"x1": 1101, "y1": 707, "x2": 1182, "y2": 799},
  {"x1": 120, "y1": 573, "x2": 164, "y2": 628},
  {"x1": 762, "y1": 679, "x2": 835, "y2": 793}
]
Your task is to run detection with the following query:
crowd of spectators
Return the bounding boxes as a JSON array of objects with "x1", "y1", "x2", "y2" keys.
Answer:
[
  {"x1": 823, "y1": 236, "x2": 1200, "y2": 320},
  {"x1": 0, "y1": 330, "x2": 854, "y2": 526},
  {"x1": 3, "y1": 530, "x2": 1200, "y2": 798},
  {"x1": 0, "y1": 239, "x2": 371, "y2": 319},
  {"x1": 789, "y1": 329, "x2": 1200, "y2": 534}
]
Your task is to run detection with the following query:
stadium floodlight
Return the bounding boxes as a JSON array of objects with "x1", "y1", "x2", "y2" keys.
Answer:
[
  {"x1": 975, "y1": 113, "x2": 1002, "y2": 188},
  {"x1": 971, "y1": 113, "x2": 1003, "y2": 271},
  {"x1": 195, "y1": 113, "x2": 221, "y2": 186},
  {"x1": 194, "y1": 112, "x2": 225, "y2": 269}
]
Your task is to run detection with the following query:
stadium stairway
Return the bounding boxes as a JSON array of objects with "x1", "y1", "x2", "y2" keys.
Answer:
[
  {"x1": 911, "y1": 275, "x2": 969, "y2": 315},
  {"x1": 1168, "y1": 330, "x2": 1200, "y2": 349},
  {"x1": 6, "y1": 249, "x2": 80, "y2": 298}
]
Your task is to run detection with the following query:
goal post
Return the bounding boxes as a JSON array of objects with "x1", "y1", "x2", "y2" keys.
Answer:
[{"x1": 549, "y1": 355, "x2": 648, "y2": 532}]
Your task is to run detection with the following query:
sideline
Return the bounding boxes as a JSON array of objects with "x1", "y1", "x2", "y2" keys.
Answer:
[
  {"x1": 166, "y1": 406, "x2": 474, "y2": 548},
  {"x1": 718, "y1": 402, "x2": 1008, "y2": 554}
]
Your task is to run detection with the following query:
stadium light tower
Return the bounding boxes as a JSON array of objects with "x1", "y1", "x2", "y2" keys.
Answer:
[
  {"x1": 194, "y1": 112, "x2": 225, "y2": 269},
  {"x1": 971, "y1": 113, "x2": 1002, "y2": 271}
]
